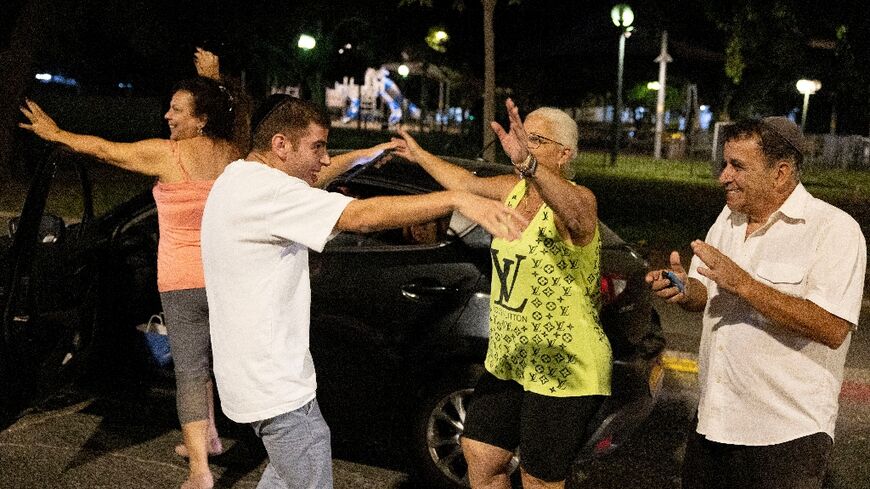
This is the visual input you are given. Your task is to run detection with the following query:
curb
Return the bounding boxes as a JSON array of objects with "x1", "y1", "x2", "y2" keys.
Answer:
[
  {"x1": 661, "y1": 349, "x2": 699, "y2": 374},
  {"x1": 661, "y1": 349, "x2": 870, "y2": 403}
]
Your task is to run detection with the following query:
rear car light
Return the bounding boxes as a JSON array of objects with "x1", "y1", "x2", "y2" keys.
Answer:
[
  {"x1": 594, "y1": 434, "x2": 615, "y2": 455},
  {"x1": 600, "y1": 274, "x2": 627, "y2": 304}
]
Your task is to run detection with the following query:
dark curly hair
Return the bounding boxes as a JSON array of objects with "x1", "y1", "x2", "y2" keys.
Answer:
[{"x1": 171, "y1": 76, "x2": 236, "y2": 141}]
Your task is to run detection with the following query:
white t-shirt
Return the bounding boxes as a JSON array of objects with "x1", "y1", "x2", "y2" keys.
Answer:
[
  {"x1": 201, "y1": 160, "x2": 353, "y2": 423},
  {"x1": 688, "y1": 183, "x2": 866, "y2": 445}
]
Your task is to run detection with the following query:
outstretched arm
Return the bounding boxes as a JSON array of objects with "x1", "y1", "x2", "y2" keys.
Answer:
[
  {"x1": 314, "y1": 141, "x2": 400, "y2": 189},
  {"x1": 336, "y1": 190, "x2": 528, "y2": 241},
  {"x1": 394, "y1": 128, "x2": 514, "y2": 200},
  {"x1": 19, "y1": 99, "x2": 169, "y2": 176},
  {"x1": 491, "y1": 98, "x2": 597, "y2": 245}
]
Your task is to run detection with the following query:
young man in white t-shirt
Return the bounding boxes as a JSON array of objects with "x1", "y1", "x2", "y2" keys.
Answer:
[{"x1": 201, "y1": 95, "x2": 526, "y2": 489}]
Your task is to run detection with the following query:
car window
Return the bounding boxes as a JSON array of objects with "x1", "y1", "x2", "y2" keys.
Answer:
[{"x1": 327, "y1": 181, "x2": 453, "y2": 249}]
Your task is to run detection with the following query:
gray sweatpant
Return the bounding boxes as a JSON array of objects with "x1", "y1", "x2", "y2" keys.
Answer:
[{"x1": 160, "y1": 288, "x2": 213, "y2": 425}]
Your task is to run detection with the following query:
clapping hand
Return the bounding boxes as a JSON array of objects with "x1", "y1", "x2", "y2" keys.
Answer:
[
  {"x1": 646, "y1": 251, "x2": 691, "y2": 304},
  {"x1": 392, "y1": 128, "x2": 422, "y2": 163},
  {"x1": 690, "y1": 240, "x2": 752, "y2": 295},
  {"x1": 456, "y1": 193, "x2": 529, "y2": 241}
]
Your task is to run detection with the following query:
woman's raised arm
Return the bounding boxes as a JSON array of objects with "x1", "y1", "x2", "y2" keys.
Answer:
[{"x1": 19, "y1": 99, "x2": 170, "y2": 176}]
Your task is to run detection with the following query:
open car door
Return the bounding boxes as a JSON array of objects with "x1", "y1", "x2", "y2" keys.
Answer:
[{"x1": 1, "y1": 148, "x2": 98, "y2": 428}]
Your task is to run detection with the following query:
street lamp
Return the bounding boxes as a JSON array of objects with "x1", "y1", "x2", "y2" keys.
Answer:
[
  {"x1": 795, "y1": 79, "x2": 821, "y2": 130},
  {"x1": 397, "y1": 64, "x2": 410, "y2": 78},
  {"x1": 610, "y1": 4, "x2": 634, "y2": 166},
  {"x1": 297, "y1": 34, "x2": 316, "y2": 50},
  {"x1": 296, "y1": 33, "x2": 321, "y2": 104},
  {"x1": 426, "y1": 27, "x2": 449, "y2": 53}
]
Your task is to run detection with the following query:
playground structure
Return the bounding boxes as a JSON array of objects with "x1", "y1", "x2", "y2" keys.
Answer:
[
  {"x1": 327, "y1": 67, "x2": 421, "y2": 126},
  {"x1": 326, "y1": 63, "x2": 469, "y2": 130}
]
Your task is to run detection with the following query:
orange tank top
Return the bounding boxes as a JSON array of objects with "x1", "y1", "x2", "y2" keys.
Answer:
[{"x1": 152, "y1": 141, "x2": 215, "y2": 292}]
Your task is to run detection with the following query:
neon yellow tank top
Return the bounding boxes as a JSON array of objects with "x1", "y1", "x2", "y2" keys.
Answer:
[{"x1": 486, "y1": 179, "x2": 611, "y2": 397}]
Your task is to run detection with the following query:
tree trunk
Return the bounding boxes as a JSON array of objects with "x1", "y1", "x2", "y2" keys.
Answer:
[
  {"x1": 481, "y1": 0, "x2": 497, "y2": 162},
  {"x1": 0, "y1": 0, "x2": 42, "y2": 180}
]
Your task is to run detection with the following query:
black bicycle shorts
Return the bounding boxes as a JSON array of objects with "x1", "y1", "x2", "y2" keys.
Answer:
[{"x1": 462, "y1": 371, "x2": 605, "y2": 482}]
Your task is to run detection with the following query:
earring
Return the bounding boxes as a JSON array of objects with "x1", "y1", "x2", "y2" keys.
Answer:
[{"x1": 198, "y1": 126, "x2": 204, "y2": 136}]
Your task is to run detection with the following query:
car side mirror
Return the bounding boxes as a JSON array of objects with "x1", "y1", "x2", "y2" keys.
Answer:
[{"x1": 8, "y1": 214, "x2": 66, "y2": 244}]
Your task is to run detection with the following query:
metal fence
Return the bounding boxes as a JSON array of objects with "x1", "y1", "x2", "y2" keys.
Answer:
[
  {"x1": 810, "y1": 134, "x2": 870, "y2": 170},
  {"x1": 711, "y1": 122, "x2": 870, "y2": 171}
]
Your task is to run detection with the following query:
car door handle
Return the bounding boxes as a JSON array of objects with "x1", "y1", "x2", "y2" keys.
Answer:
[{"x1": 401, "y1": 282, "x2": 458, "y2": 300}]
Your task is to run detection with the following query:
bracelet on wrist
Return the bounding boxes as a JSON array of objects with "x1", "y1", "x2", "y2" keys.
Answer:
[
  {"x1": 519, "y1": 154, "x2": 538, "y2": 178},
  {"x1": 514, "y1": 153, "x2": 532, "y2": 172},
  {"x1": 514, "y1": 153, "x2": 533, "y2": 176}
]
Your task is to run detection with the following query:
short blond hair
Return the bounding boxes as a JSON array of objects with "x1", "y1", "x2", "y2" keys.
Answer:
[{"x1": 527, "y1": 107, "x2": 578, "y2": 159}]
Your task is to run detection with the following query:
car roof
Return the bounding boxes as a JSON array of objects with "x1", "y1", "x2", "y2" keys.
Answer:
[
  {"x1": 329, "y1": 150, "x2": 511, "y2": 194},
  {"x1": 328, "y1": 150, "x2": 626, "y2": 247}
]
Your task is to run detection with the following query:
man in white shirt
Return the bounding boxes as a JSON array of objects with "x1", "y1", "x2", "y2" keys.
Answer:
[
  {"x1": 200, "y1": 95, "x2": 526, "y2": 489},
  {"x1": 647, "y1": 117, "x2": 866, "y2": 489}
]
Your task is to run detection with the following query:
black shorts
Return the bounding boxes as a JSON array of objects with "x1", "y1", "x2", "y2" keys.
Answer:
[{"x1": 462, "y1": 371, "x2": 605, "y2": 482}]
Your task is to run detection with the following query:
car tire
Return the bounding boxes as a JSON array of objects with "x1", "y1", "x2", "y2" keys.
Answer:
[{"x1": 412, "y1": 364, "x2": 520, "y2": 489}]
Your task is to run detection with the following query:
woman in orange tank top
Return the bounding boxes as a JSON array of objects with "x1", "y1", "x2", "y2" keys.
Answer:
[
  {"x1": 21, "y1": 51, "x2": 405, "y2": 488},
  {"x1": 21, "y1": 63, "x2": 243, "y2": 488}
]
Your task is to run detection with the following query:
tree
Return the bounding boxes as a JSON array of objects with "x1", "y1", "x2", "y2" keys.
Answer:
[
  {"x1": 703, "y1": 1, "x2": 808, "y2": 120},
  {"x1": 0, "y1": 0, "x2": 179, "y2": 178},
  {"x1": 626, "y1": 81, "x2": 683, "y2": 129},
  {"x1": 830, "y1": 22, "x2": 870, "y2": 135},
  {"x1": 481, "y1": 0, "x2": 496, "y2": 162},
  {"x1": 401, "y1": 0, "x2": 519, "y2": 162},
  {"x1": 0, "y1": 0, "x2": 44, "y2": 179}
]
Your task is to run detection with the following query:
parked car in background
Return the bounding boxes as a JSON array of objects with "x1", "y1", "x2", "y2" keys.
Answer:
[{"x1": 1, "y1": 148, "x2": 665, "y2": 488}]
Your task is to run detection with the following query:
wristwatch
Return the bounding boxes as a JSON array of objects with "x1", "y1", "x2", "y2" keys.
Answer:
[{"x1": 516, "y1": 153, "x2": 538, "y2": 178}]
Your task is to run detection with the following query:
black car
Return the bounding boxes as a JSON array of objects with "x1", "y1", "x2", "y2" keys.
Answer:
[{"x1": 1, "y1": 148, "x2": 665, "y2": 488}]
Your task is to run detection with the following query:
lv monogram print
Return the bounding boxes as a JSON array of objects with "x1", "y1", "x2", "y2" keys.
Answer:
[{"x1": 487, "y1": 193, "x2": 610, "y2": 396}]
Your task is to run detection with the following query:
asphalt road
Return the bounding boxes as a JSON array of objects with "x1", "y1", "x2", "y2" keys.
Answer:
[
  {"x1": 1, "y1": 338, "x2": 868, "y2": 489},
  {"x1": 2, "y1": 363, "x2": 692, "y2": 489},
  {"x1": 1, "y1": 264, "x2": 869, "y2": 489},
  {"x1": 2, "y1": 210, "x2": 869, "y2": 487},
  {"x1": 653, "y1": 294, "x2": 870, "y2": 372}
]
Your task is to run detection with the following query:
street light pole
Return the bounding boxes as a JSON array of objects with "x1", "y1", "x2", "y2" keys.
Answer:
[
  {"x1": 297, "y1": 34, "x2": 317, "y2": 103},
  {"x1": 610, "y1": 4, "x2": 634, "y2": 166},
  {"x1": 653, "y1": 30, "x2": 672, "y2": 160},
  {"x1": 795, "y1": 79, "x2": 821, "y2": 130},
  {"x1": 801, "y1": 92, "x2": 811, "y2": 128},
  {"x1": 611, "y1": 33, "x2": 626, "y2": 166}
]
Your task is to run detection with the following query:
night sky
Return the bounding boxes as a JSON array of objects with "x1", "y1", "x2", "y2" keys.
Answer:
[
  {"x1": 3, "y1": 0, "x2": 868, "y2": 133},
  {"x1": 2, "y1": 1, "x2": 725, "y2": 93}
]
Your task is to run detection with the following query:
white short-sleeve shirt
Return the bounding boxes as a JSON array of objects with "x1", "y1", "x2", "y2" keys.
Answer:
[
  {"x1": 689, "y1": 183, "x2": 866, "y2": 445},
  {"x1": 201, "y1": 160, "x2": 353, "y2": 423}
]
